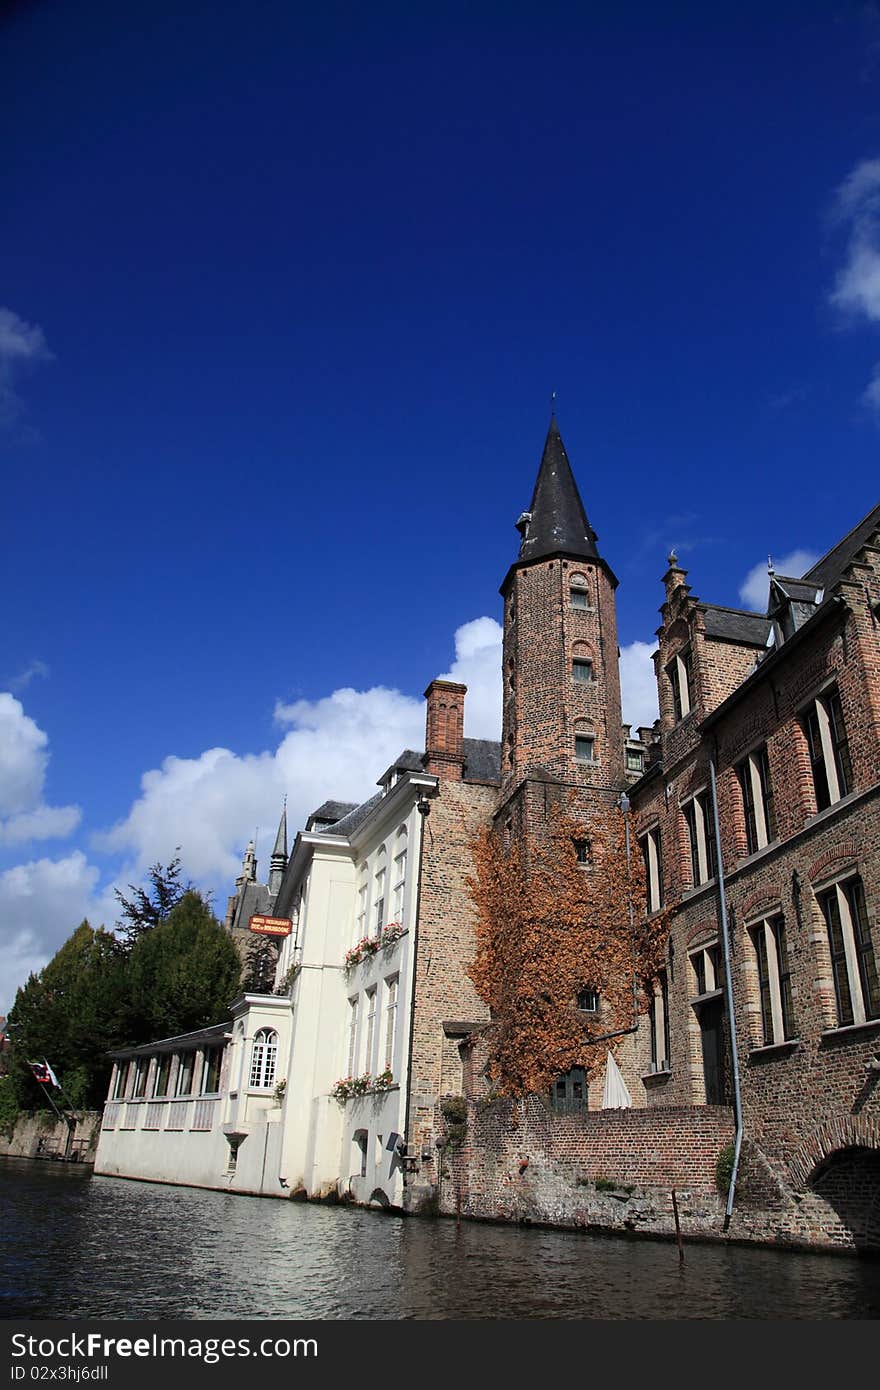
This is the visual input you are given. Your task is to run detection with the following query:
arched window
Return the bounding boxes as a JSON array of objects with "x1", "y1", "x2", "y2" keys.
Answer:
[{"x1": 249, "y1": 1028, "x2": 278, "y2": 1090}]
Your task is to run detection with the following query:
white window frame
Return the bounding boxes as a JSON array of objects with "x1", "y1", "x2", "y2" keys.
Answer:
[
  {"x1": 640, "y1": 826, "x2": 663, "y2": 913},
  {"x1": 819, "y1": 876, "x2": 880, "y2": 1029},
  {"x1": 384, "y1": 975, "x2": 398, "y2": 1073},
  {"x1": 249, "y1": 1028, "x2": 278, "y2": 1090},
  {"x1": 667, "y1": 649, "x2": 692, "y2": 722},
  {"x1": 738, "y1": 745, "x2": 777, "y2": 854},
  {"x1": 804, "y1": 687, "x2": 852, "y2": 812},
  {"x1": 347, "y1": 996, "x2": 359, "y2": 1076},
  {"x1": 748, "y1": 914, "x2": 794, "y2": 1047},
  {"x1": 683, "y1": 790, "x2": 715, "y2": 887},
  {"x1": 364, "y1": 987, "x2": 377, "y2": 1074}
]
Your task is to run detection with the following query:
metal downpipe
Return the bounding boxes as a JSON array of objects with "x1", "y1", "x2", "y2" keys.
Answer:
[{"x1": 708, "y1": 757, "x2": 743, "y2": 1231}]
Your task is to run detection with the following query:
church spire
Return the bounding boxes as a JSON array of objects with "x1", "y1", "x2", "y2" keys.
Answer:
[
  {"x1": 268, "y1": 800, "x2": 288, "y2": 898},
  {"x1": 516, "y1": 417, "x2": 602, "y2": 567}
]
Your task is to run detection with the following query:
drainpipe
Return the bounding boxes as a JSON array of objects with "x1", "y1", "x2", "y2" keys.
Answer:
[
  {"x1": 708, "y1": 757, "x2": 743, "y2": 1231},
  {"x1": 401, "y1": 788, "x2": 433, "y2": 1195},
  {"x1": 586, "y1": 791, "x2": 640, "y2": 1046}
]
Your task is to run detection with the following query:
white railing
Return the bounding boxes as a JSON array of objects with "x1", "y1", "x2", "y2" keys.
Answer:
[
  {"x1": 121, "y1": 1102, "x2": 142, "y2": 1130},
  {"x1": 143, "y1": 1101, "x2": 165, "y2": 1130},
  {"x1": 166, "y1": 1100, "x2": 191, "y2": 1131},
  {"x1": 191, "y1": 1097, "x2": 217, "y2": 1132},
  {"x1": 102, "y1": 1103, "x2": 120, "y2": 1130}
]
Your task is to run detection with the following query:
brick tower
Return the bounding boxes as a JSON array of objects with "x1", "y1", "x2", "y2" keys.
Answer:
[{"x1": 499, "y1": 417, "x2": 624, "y2": 807}]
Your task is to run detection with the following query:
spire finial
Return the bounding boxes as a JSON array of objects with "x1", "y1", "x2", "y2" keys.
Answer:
[
  {"x1": 767, "y1": 554, "x2": 775, "y2": 577},
  {"x1": 667, "y1": 548, "x2": 678, "y2": 567},
  {"x1": 550, "y1": 389, "x2": 557, "y2": 419}
]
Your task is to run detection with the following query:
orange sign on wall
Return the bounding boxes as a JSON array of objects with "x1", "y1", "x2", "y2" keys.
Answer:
[{"x1": 248, "y1": 915, "x2": 293, "y2": 937}]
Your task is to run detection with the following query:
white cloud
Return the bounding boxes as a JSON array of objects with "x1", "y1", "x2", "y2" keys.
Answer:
[
  {"x1": 619, "y1": 641, "x2": 659, "y2": 731},
  {"x1": 0, "y1": 306, "x2": 52, "y2": 424},
  {"x1": 830, "y1": 159, "x2": 880, "y2": 322},
  {"x1": 7, "y1": 659, "x2": 50, "y2": 693},
  {"x1": 0, "y1": 692, "x2": 81, "y2": 842},
  {"x1": 440, "y1": 616, "x2": 503, "y2": 739},
  {"x1": 863, "y1": 361, "x2": 880, "y2": 414},
  {"x1": 738, "y1": 549, "x2": 820, "y2": 612},
  {"x1": 95, "y1": 620, "x2": 505, "y2": 896},
  {"x1": 0, "y1": 804, "x2": 82, "y2": 847},
  {"x1": 0, "y1": 851, "x2": 115, "y2": 1014}
]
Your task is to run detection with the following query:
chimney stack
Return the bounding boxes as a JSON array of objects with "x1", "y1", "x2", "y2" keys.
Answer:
[{"x1": 423, "y1": 679, "x2": 466, "y2": 780}]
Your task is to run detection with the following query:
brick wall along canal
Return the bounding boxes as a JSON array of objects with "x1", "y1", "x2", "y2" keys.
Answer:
[{"x1": 2, "y1": 1157, "x2": 879, "y2": 1319}]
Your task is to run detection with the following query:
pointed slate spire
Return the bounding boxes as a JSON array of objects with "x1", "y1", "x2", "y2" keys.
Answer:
[
  {"x1": 268, "y1": 800, "x2": 288, "y2": 898},
  {"x1": 517, "y1": 417, "x2": 601, "y2": 566}
]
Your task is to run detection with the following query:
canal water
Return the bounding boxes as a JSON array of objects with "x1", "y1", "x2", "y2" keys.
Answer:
[{"x1": 2, "y1": 1157, "x2": 879, "y2": 1319}]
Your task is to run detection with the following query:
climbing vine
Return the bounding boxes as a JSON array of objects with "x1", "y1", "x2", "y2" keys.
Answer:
[{"x1": 468, "y1": 799, "x2": 671, "y2": 1097}]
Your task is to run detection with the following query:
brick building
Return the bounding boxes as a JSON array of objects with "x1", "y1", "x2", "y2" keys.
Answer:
[
  {"x1": 626, "y1": 504, "x2": 880, "y2": 1248},
  {"x1": 96, "y1": 417, "x2": 880, "y2": 1249}
]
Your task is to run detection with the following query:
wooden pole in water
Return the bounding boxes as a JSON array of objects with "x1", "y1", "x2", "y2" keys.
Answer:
[{"x1": 671, "y1": 1188, "x2": 685, "y2": 1264}]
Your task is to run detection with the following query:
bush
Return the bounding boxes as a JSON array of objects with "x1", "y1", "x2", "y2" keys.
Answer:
[
  {"x1": 0, "y1": 1077, "x2": 19, "y2": 1140},
  {"x1": 716, "y1": 1141, "x2": 736, "y2": 1196}
]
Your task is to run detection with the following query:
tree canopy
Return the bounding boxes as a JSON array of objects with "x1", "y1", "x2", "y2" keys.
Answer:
[
  {"x1": 113, "y1": 853, "x2": 191, "y2": 951},
  {"x1": 5, "y1": 889, "x2": 242, "y2": 1112}
]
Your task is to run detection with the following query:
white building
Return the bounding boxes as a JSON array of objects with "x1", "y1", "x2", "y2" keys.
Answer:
[{"x1": 95, "y1": 752, "x2": 441, "y2": 1205}]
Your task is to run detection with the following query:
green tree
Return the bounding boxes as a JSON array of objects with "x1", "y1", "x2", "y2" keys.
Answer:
[
  {"x1": 241, "y1": 935, "x2": 280, "y2": 994},
  {"x1": 114, "y1": 853, "x2": 191, "y2": 952},
  {"x1": 5, "y1": 921, "x2": 128, "y2": 1110},
  {"x1": 124, "y1": 891, "x2": 241, "y2": 1042}
]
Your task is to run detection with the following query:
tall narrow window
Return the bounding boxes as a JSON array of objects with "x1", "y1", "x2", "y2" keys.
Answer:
[
  {"x1": 392, "y1": 828, "x2": 407, "y2": 927},
  {"x1": 373, "y1": 851, "x2": 386, "y2": 933},
  {"x1": 804, "y1": 687, "x2": 853, "y2": 812},
  {"x1": 175, "y1": 1053, "x2": 194, "y2": 1096},
  {"x1": 683, "y1": 792, "x2": 716, "y2": 886},
  {"x1": 819, "y1": 876, "x2": 880, "y2": 1027},
  {"x1": 384, "y1": 976, "x2": 398, "y2": 1073},
  {"x1": 152, "y1": 1055, "x2": 172, "y2": 1098},
  {"x1": 750, "y1": 915, "x2": 795, "y2": 1046},
  {"x1": 364, "y1": 988, "x2": 377, "y2": 1073},
  {"x1": 640, "y1": 827, "x2": 664, "y2": 912},
  {"x1": 132, "y1": 1058, "x2": 149, "y2": 1098},
  {"x1": 249, "y1": 1029, "x2": 278, "y2": 1089},
  {"x1": 650, "y1": 971, "x2": 670, "y2": 1070},
  {"x1": 201, "y1": 1046, "x2": 223, "y2": 1094},
  {"x1": 347, "y1": 997, "x2": 359, "y2": 1076},
  {"x1": 354, "y1": 870, "x2": 368, "y2": 944},
  {"x1": 667, "y1": 647, "x2": 693, "y2": 722},
  {"x1": 738, "y1": 745, "x2": 777, "y2": 854}
]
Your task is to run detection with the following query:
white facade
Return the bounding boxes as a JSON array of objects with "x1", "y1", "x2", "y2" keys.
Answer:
[{"x1": 94, "y1": 768, "x2": 436, "y2": 1208}]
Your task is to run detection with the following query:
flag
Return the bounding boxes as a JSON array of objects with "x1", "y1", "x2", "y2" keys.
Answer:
[{"x1": 29, "y1": 1059, "x2": 60, "y2": 1087}]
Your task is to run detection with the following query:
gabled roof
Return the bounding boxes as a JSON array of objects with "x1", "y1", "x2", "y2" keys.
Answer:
[
  {"x1": 802, "y1": 500, "x2": 880, "y2": 592},
  {"x1": 701, "y1": 604, "x2": 772, "y2": 647}
]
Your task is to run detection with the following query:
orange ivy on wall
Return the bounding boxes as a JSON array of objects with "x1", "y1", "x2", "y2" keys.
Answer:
[{"x1": 468, "y1": 800, "x2": 671, "y2": 1097}]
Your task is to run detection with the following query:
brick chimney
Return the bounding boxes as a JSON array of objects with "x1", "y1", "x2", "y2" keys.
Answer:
[{"x1": 423, "y1": 679, "x2": 466, "y2": 780}]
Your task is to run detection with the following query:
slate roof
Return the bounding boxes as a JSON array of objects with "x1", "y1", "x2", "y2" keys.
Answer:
[
  {"x1": 517, "y1": 419, "x2": 603, "y2": 568},
  {"x1": 462, "y1": 738, "x2": 501, "y2": 784},
  {"x1": 110, "y1": 1020, "x2": 231, "y2": 1060},
  {"x1": 701, "y1": 604, "x2": 772, "y2": 647},
  {"x1": 802, "y1": 501, "x2": 880, "y2": 592},
  {"x1": 306, "y1": 800, "x2": 358, "y2": 831},
  {"x1": 322, "y1": 792, "x2": 383, "y2": 837}
]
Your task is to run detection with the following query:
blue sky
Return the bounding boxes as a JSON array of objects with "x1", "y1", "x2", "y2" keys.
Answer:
[{"x1": 2, "y1": 0, "x2": 880, "y2": 1012}]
